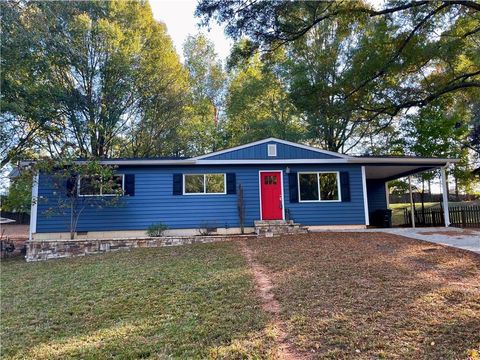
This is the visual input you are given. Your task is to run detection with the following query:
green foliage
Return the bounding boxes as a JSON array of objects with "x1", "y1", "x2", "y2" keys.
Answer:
[
  {"x1": 197, "y1": 0, "x2": 479, "y2": 155},
  {"x1": 388, "y1": 179, "x2": 410, "y2": 195},
  {"x1": 181, "y1": 34, "x2": 226, "y2": 155},
  {"x1": 146, "y1": 223, "x2": 168, "y2": 237},
  {"x1": 405, "y1": 97, "x2": 476, "y2": 193},
  {"x1": 1, "y1": 1, "x2": 190, "y2": 164},
  {"x1": 35, "y1": 159, "x2": 124, "y2": 239},
  {"x1": 1, "y1": 172, "x2": 32, "y2": 213},
  {"x1": 224, "y1": 49, "x2": 305, "y2": 146}
]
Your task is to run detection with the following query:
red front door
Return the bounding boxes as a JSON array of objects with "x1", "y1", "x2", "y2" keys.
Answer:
[{"x1": 260, "y1": 171, "x2": 283, "y2": 220}]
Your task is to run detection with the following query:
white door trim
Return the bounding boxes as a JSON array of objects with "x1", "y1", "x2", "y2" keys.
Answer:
[{"x1": 258, "y1": 170, "x2": 285, "y2": 221}]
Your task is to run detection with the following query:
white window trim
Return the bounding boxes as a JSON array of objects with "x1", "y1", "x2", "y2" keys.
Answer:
[
  {"x1": 297, "y1": 171, "x2": 342, "y2": 203},
  {"x1": 183, "y1": 173, "x2": 227, "y2": 195},
  {"x1": 267, "y1": 144, "x2": 277, "y2": 157},
  {"x1": 78, "y1": 174, "x2": 125, "y2": 197}
]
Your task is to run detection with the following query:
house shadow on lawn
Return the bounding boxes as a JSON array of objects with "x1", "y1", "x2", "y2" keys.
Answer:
[{"x1": 247, "y1": 232, "x2": 480, "y2": 359}]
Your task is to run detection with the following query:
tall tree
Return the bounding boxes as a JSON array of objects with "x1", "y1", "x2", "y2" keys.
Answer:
[
  {"x1": 1, "y1": 1, "x2": 189, "y2": 165},
  {"x1": 405, "y1": 97, "x2": 474, "y2": 196},
  {"x1": 224, "y1": 49, "x2": 305, "y2": 146},
  {"x1": 196, "y1": 0, "x2": 480, "y2": 121},
  {"x1": 1, "y1": 2, "x2": 59, "y2": 167},
  {"x1": 181, "y1": 34, "x2": 226, "y2": 155},
  {"x1": 281, "y1": 14, "x2": 394, "y2": 152}
]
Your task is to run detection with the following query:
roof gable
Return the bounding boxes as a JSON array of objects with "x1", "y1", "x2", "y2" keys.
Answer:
[{"x1": 193, "y1": 138, "x2": 351, "y2": 161}]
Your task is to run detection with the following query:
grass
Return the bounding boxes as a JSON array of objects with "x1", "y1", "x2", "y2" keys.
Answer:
[
  {"x1": 248, "y1": 233, "x2": 480, "y2": 359},
  {"x1": 2, "y1": 234, "x2": 479, "y2": 359},
  {"x1": 389, "y1": 201, "x2": 479, "y2": 226},
  {"x1": 1, "y1": 243, "x2": 274, "y2": 359}
]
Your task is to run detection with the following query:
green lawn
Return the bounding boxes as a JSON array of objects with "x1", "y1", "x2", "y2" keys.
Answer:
[
  {"x1": 2, "y1": 235, "x2": 479, "y2": 359},
  {"x1": 389, "y1": 201, "x2": 479, "y2": 226},
  {"x1": 1, "y1": 243, "x2": 273, "y2": 359}
]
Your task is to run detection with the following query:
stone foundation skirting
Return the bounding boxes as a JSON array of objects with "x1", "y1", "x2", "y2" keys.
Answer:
[{"x1": 26, "y1": 235, "x2": 256, "y2": 262}]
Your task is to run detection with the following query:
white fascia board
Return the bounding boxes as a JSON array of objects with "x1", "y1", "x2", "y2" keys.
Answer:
[
  {"x1": 96, "y1": 159, "x2": 195, "y2": 165},
  {"x1": 349, "y1": 157, "x2": 459, "y2": 165},
  {"x1": 192, "y1": 137, "x2": 352, "y2": 160},
  {"x1": 195, "y1": 159, "x2": 349, "y2": 165},
  {"x1": 20, "y1": 159, "x2": 195, "y2": 166},
  {"x1": 268, "y1": 138, "x2": 353, "y2": 159}
]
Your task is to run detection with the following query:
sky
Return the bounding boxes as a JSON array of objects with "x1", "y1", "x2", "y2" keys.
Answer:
[
  {"x1": 149, "y1": 0, "x2": 386, "y2": 63},
  {"x1": 149, "y1": 0, "x2": 232, "y2": 62}
]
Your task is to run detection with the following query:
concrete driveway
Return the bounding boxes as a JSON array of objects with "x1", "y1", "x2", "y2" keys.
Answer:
[
  {"x1": 380, "y1": 227, "x2": 480, "y2": 254},
  {"x1": 317, "y1": 227, "x2": 480, "y2": 254}
]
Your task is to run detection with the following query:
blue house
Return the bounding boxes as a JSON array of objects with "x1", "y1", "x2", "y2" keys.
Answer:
[{"x1": 29, "y1": 138, "x2": 457, "y2": 240}]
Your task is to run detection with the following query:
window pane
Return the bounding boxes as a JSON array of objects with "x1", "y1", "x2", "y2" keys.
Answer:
[
  {"x1": 320, "y1": 173, "x2": 339, "y2": 200},
  {"x1": 206, "y1": 174, "x2": 225, "y2": 193},
  {"x1": 185, "y1": 175, "x2": 204, "y2": 193},
  {"x1": 79, "y1": 176, "x2": 101, "y2": 196},
  {"x1": 299, "y1": 173, "x2": 319, "y2": 201},
  {"x1": 103, "y1": 176, "x2": 123, "y2": 195}
]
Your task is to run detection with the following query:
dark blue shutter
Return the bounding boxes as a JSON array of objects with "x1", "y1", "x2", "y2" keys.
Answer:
[
  {"x1": 288, "y1": 172, "x2": 298, "y2": 203},
  {"x1": 226, "y1": 173, "x2": 236, "y2": 194},
  {"x1": 340, "y1": 172, "x2": 350, "y2": 202},
  {"x1": 66, "y1": 175, "x2": 77, "y2": 197},
  {"x1": 124, "y1": 174, "x2": 135, "y2": 196},
  {"x1": 173, "y1": 174, "x2": 183, "y2": 195}
]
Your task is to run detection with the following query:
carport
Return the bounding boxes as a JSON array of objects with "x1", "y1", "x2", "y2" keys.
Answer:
[{"x1": 351, "y1": 156, "x2": 460, "y2": 228}]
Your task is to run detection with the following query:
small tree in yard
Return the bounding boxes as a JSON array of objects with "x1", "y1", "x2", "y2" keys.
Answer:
[
  {"x1": 237, "y1": 184, "x2": 245, "y2": 234},
  {"x1": 37, "y1": 159, "x2": 123, "y2": 240}
]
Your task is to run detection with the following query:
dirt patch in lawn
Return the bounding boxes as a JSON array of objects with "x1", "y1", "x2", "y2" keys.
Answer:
[
  {"x1": 247, "y1": 232, "x2": 480, "y2": 359},
  {"x1": 239, "y1": 240, "x2": 310, "y2": 360}
]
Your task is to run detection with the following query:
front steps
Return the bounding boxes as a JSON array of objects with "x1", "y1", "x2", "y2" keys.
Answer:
[{"x1": 254, "y1": 220, "x2": 309, "y2": 237}]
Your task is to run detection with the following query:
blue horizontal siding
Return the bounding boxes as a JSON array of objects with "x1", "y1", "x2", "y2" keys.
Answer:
[
  {"x1": 285, "y1": 165, "x2": 365, "y2": 225},
  {"x1": 367, "y1": 180, "x2": 387, "y2": 214},
  {"x1": 36, "y1": 164, "x2": 366, "y2": 233},
  {"x1": 204, "y1": 141, "x2": 342, "y2": 160}
]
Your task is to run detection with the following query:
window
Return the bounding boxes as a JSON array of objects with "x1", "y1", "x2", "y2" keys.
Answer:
[
  {"x1": 78, "y1": 175, "x2": 124, "y2": 196},
  {"x1": 264, "y1": 175, "x2": 278, "y2": 185},
  {"x1": 319, "y1": 173, "x2": 339, "y2": 201},
  {"x1": 298, "y1": 172, "x2": 340, "y2": 202},
  {"x1": 268, "y1": 144, "x2": 277, "y2": 157},
  {"x1": 184, "y1": 174, "x2": 226, "y2": 194}
]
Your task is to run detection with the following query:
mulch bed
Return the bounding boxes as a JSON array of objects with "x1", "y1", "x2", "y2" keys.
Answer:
[{"x1": 248, "y1": 232, "x2": 480, "y2": 359}]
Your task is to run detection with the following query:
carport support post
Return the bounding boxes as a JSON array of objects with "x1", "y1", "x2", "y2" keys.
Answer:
[
  {"x1": 408, "y1": 176, "x2": 415, "y2": 228},
  {"x1": 440, "y1": 166, "x2": 450, "y2": 227}
]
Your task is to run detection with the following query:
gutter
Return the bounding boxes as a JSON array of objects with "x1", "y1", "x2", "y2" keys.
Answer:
[{"x1": 19, "y1": 157, "x2": 459, "y2": 167}]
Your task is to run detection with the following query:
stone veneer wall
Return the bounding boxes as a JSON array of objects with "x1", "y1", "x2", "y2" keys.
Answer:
[{"x1": 26, "y1": 235, "x2": 256, "y2": 262}]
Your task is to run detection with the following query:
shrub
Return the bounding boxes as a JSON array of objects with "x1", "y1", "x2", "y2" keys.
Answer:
[
  {"x1": 198, "y1": 221, "x2": 218, "y2": 236},
  {"x1": 146, "y1": 223, "x2": 168, "y2": 237}
]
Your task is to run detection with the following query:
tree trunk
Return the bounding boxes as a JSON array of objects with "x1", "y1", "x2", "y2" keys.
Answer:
[
  {"x1": 70, "y1": 201, "x2": 75, "y2": 240},
  {"x1": 428, "y1": 179, "x2": 431, "y2": 202},
  {"x1": 454, "y1": 174, "x2": 459, "y2": 201}
]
